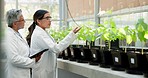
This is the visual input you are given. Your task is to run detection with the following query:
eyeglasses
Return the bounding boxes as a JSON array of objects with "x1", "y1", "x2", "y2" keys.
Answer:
[
  {"x1": 42, "y1": 16, "x2": 52, "y2": 20},
  {"x1": 16, "y1": 19, "x2": 25, "y2": 22}
]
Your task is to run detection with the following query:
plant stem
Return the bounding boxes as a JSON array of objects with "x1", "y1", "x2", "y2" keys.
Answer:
[{"x1": 141, "y1": 42, "x2": 145, "y2": 55}]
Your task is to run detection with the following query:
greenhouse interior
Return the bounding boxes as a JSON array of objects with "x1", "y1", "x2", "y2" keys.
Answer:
[{"x1": 0, "y1": 0, "x2": 148, "y2": 78}]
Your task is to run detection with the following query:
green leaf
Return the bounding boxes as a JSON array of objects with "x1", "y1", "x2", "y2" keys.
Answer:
[
  {"x1": 132, "y1": 31, "x2": 137, "y2": 42},
  {"x1": 111, "y1": 28, "x2": 117, "y2": 34},
  {"x1": 110, "y1": 19, "x2": 116, "y2": 28},
  {"x1": 119, "y1": 28, "x2": 126, "y2": 35},
  {"x1": 98, "y1": 24, "x2": 104, "y2": 27},
  {"x1": 126, "y1": 35, "x2": 132, "y2": 44},
  {"x1": 138, "y1": 18, "x2": 148, "y2": 31},
  {"x1": 137, "y1": 24, "x2": 144, "y2": 32},
  {"x1": 137, "y1": 31, "x2": 146, "y2": 42},
  {"x1": 144, "y1": 31, "x2": 148, "y2": 39},
  {"x1": 103, "y1": 33, "x2": 110, "y2": 41}
]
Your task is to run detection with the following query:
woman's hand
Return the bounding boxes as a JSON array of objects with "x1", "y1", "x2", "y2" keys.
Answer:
[
  {"x1": 73, "y1": 27, "x2": 81, "y2": 34},
  {"x1": 31, "y1": 49, "x2": 48, "y2": 62},
  {"x1": 34, "y1": 52, "x2": 43, "y2": 62}
]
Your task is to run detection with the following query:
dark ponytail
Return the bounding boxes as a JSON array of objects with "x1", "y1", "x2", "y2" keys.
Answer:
[
  {"x1": 26, "y1": 22, "x2": 36, "y2": 46},
  {"x1": 26, "y1": 10, "x2": 49, "y2": 46}
]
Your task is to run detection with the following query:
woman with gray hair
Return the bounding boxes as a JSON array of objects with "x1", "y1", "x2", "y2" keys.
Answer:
[{"x1": 3, "y1": 9, "x2": 42, "y2": 78}]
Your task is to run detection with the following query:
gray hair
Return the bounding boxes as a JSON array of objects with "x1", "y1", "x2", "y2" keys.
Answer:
[{"x1": 6, "y1": 9, "x2": 22, "y2": 27}]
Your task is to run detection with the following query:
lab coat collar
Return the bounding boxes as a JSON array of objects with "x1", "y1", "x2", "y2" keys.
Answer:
[
  {"x1": 35, "y1": 25, "x2": 45, "y2": 33},
  {"x1": 7, "y1": 27, "x2": 28, "y2": 45},
  {"x1": 35, "y1": 25, "x2": 55, "y2": 42}
]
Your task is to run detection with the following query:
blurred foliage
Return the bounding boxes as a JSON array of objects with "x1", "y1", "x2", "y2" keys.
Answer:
[
  {"x1": 77, "y1": 21, "x2": 98, "y2": 45},
  {"x1": 135, "y1": 18, "x2": 148, "y2": 42},
  {"x1": 49, "y1": 26, "x2": 72, "y2": 42}
]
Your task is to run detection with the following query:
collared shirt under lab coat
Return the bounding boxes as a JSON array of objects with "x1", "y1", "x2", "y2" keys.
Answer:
[
  {"x1": 30, "y1": 26, "x2": 77, "y2": 78},
  {"x1": 3, "y1": 27, "x2": 36, "y2": 78}
]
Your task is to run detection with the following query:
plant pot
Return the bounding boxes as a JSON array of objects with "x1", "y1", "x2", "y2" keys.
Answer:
[
  {"x1": 111, "y1": 39, "x2": 119, "y2": 49},
  {"x1": 69, "y1": 45, "x2": 84, "y2": 62},
  {"x1": 76, "y1": 46, "x2": 89, "y2": 63},
  {"x1": 143, "y1": 54, "x2": 148, "y2": 77},
  {"x1": 126, "y1": 51, "x2": 146, "y2": 75},
  {"x1": 62, "y1": 46, "x2": 71, "y2": 60},
  {"x1": 111, "y1": 49, "x2": 128, "y2": 71},
  {"x1": 81, "y1": 47, "x2": 93, "y2": 63},
  {"x1": 99, "y1": 48, "x2": 113, "y2": 68},
  {"x1": 89, "y1": 46, "x2": 101, "y2": 65},
  {"x1": 58, "y1": 51, "x2": 63, "y2": 58}
]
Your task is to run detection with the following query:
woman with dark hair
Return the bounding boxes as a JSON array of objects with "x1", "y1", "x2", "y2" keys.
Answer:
[
  {"x1": 26, "y1": 10, "x2": 81, "y2": 78},
  {"x1": 26, "y1": 10, "x2": 49, "y2": 46}
]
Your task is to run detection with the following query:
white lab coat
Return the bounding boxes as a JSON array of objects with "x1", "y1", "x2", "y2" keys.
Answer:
[
  {"x1": 30, "y1": 26, "x2": 77, "y2": 78},
  {"x1": 3, "y1": 27, "x2": 36, "y2": 78}
]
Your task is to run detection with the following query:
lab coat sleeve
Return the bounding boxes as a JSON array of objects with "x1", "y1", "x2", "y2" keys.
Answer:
[
  {"x1": 6, "y1": 37, "x2": 36, "y2": 68},
  {"x1": 39, "y1": 31, "x2": 77, "y2": 53}
]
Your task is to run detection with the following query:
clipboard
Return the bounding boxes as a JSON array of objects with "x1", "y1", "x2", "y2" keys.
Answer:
[{"x1": 30, "y1": 49, "x2": 49, "y2": 58}]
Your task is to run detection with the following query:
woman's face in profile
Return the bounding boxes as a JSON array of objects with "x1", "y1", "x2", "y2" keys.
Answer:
[
  {"x1": 15, "y1": 15, "x2": 26, "y2": 29},
  {"x1": 38, "y1": 13, "x2": 51, "y2": 29}
]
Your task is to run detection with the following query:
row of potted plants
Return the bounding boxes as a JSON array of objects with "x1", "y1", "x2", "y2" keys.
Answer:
[{"x1": 49, "y1": 17, "x2": 148, "y2": 77}]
